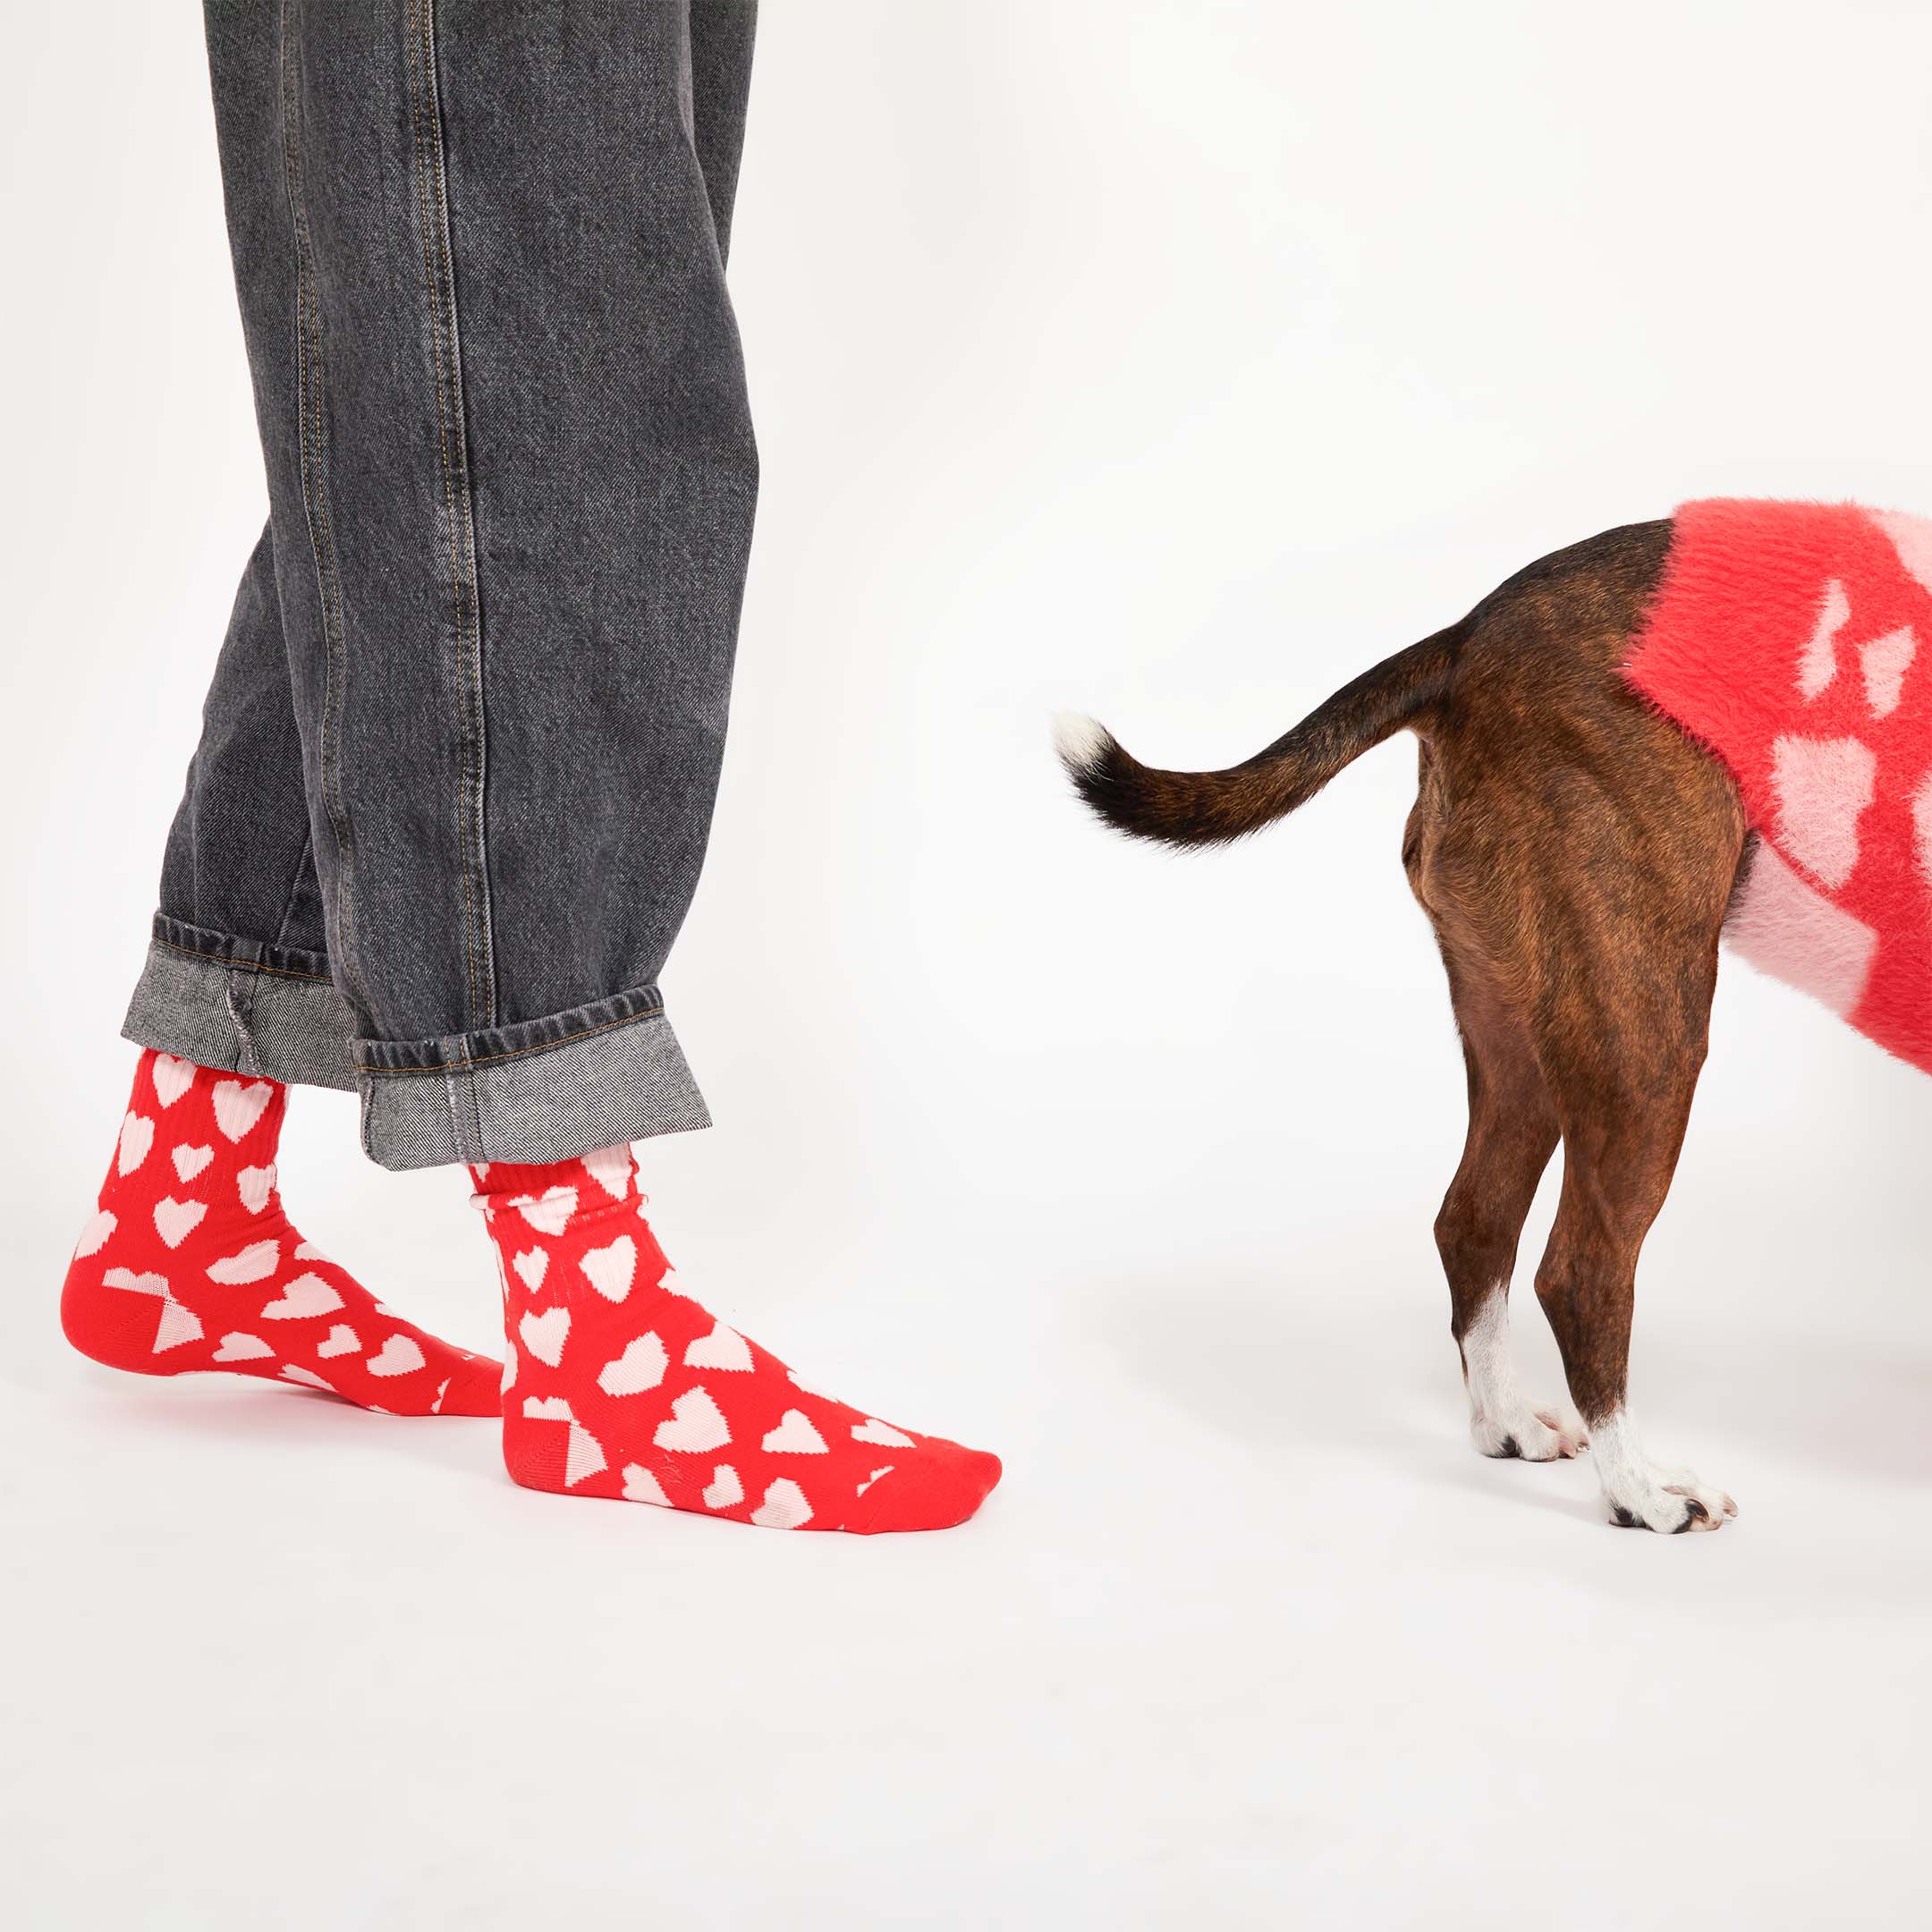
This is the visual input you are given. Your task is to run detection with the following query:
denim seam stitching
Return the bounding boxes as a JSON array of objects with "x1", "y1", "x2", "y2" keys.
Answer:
[
  {"x1": 405, "y1": 0, "x2": 496, "y2": 1035},
  {"x1": 278, "y1": 0, "x2": 376, "y2": 1033},
  {"x1": 153, "y1": 936, "x2": 335, "y2": 985},
  {"x1": 354, "y1": 1003, "x2": 666, "y2": 1077}
]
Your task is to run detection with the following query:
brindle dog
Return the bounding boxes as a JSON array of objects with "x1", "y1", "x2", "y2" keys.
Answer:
[{"x1": 1056, "y1": 521, "x2": 1750, "y2": 1533}]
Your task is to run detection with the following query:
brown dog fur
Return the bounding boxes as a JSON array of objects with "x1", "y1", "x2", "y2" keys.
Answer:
[{"x1": 1059, "y1": 521, "x2": 1750, "y2": 1531}]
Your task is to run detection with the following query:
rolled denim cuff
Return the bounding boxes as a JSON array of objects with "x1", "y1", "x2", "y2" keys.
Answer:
[
  {"x1": 123, "y1": 917, "x2": 711, "y2": 1170},
  {"x1": 355, "y1": 987, "x2": 710, "y2": 1171},
  {"x1": 123, "y1": 918, "x2": 359, "y2": 1091}
]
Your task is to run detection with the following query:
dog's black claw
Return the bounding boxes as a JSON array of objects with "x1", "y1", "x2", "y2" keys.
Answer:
[
  {"x1": 1673, "y1": 1497, "x2": 1709, "y2": 1532},
  {"x1": 1498, "y1": 1435, "x2": 1520, "y2": 1459},
  {"x1": 1611, "y1": 1505, "x2": 1640, "y2": 1529}
]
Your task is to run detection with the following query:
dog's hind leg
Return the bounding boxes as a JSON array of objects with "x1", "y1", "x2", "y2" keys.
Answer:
[{"x1": 1433, "y1": 960, "x2": 1579, "y2": 1461}]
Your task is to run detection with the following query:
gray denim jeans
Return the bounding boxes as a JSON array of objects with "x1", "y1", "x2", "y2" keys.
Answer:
[{"x1": 124, "y1": 1, "x2": 759, "y2": 1170}]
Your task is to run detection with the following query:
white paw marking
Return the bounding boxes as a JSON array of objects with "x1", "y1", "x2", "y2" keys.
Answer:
[
  {"x1": 118, "y1": 1113, "x2": 154, "y2": 1176},
  {"x1": 652, "y1": 1386, "x2": 731, "y2": 1453},
  {"x1": 1461, "y1": 1293, "x2": 1587, "y2": 1462},
  {"x1": 518, "y1": 1306, "x2": 571, "y2": 1367},
  {"x1": 171, "y1": 1144, "x2": 212, "y2": 1183},
  {"x1": 150, "y1": 1055, "x2": 196, "y2": 1108},
  {"x1": 750, "y1": 1479, "x2": 814, "y2": 1530},
  {"x1": 1591, "y1": 1409, "x2": 1738, "y2": 1533},
  {"x1": 367, "y1": 1334, "x2": 427, "y2": 1378},
  {"x1": 259, "y1": 1274, "x2": 343, "y2": 1320},
  {"x1": 762, "y1": 1409, "x2": 828, "y2": 1454},
  {"x1": 597, "y1": 1332, "x2": 667, "y2": 1396},
  {"x1": 211, "y1": 1080, "x2": 274, "y2": 1143},
  {"x1": 207, "y1": 1239, "x2": 278, "y2": 1284},
  {"x1": 579, "y1": 1234, "x2": 637, "y2": 1302},
  {"x1": 682, "y1": 1319, "x2": 752, "y2": 1372}
]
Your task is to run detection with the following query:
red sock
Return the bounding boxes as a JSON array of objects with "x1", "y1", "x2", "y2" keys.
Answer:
[
  {"x1": 63, "y1": 1050, "x2": 500, "y2": 1416},
  {"x1": 476, "y1": 1148, "x2": 1001, "y2": 1532}
]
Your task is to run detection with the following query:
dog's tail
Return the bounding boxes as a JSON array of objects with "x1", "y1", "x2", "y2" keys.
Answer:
[{"x1": 1054, "y1": 631, "x2": 1458, "y2": 848}]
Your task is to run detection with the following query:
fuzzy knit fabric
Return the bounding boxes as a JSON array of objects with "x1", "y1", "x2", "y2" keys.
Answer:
[
  {"x1": 1626, "y1": 498, "x2": 1932, "y2": 1076},
  {"x1": 63, "y1": 1051, "x2": 501, "y2": 1414},
  {"x1": 475, "y1": 1148, "x2": 1002, "y2": 1531}
]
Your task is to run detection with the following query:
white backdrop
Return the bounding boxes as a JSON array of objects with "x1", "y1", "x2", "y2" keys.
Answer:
[{"x1": 4, "y1": 4, "x2": 1930, "y2": 1926}]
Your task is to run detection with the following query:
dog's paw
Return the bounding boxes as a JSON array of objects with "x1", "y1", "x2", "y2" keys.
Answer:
[
  {"x1": 1470, "y1": 1402, "x2": 1588, "y2": 1462},
  {"x1": 1603, "y1": 1465, "x2": 1738, "y2": 1534}
]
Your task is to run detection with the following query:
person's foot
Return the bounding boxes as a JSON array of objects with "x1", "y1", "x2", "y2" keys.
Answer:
[
  {"x1": 63, "y1": 1050, "x2": 500, "y2": 1416},
  {"x1": 474, "y1": 1149, "x2": 1001, "y2": 1531}
]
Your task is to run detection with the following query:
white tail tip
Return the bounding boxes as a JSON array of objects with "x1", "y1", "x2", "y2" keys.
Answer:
[{"x1": 1052, "y1": 711, "x2": 1111, "y2": 772}]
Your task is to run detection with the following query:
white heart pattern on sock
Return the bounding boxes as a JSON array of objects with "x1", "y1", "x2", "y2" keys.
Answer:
[
  {"x1": 74, "y1": 1209, "x2": 116, "y2": 1258},
  {"x1": 580, "y1": 1144, "x2": 632, "y2": 1202},
  {"x1": 762, "y1": 1409, "x2": 829, "y2": 1454},
  {"x1": 653, "y1": 1386, "x2": 731, "y2": 1453},
  {"x1": 519, "y1": 1306, "x2": 572, "y2": 1367},
  {"x1": 281, "y1": 1365, "x2": 332, "y2": 1390},
  {"x1": 104, "y1": 1266, "x2": 168, "y2": 1298},
  {"x1": 105, "y1": 1267, "x2": 203, "y2": 1352},
  {"x1": 852, "y1": 1418, "x2": 914, "y2": 1448},
  {"x1": 750, "y1": 1479, "x2": 814, "y2": 1530},
  {"x1": 623, "y1": 1463, "x2": 673, "y2": 1505},
  {"x1": 259, "y1": 1273, "x2": 343, "y2": 1320},
  {"x1": 855, "y1": 1466, "x2": 894, "y2": 1496},
  {"x1": 702, "y1": 1464, "x2": 744, "y2": 1509},
  {"x1": 367, "y1": 1335, "x2": 427, "y2": 1377},
  {"x1": 237, "y1": 1165, "x2": 275, "y2": 1214},
  {"x1": 580, "y1": 1234, "x2": 638, "y2": 1302},
  {"x1": 515, "y1": 1187, "x2": 577, "y2": 1236},
  {"x1": 512, "y1": 1248, "x2": 549, "y2": 1292},
  {"x1": 151, "y1": 1055, "x2": 196, "y2": 1108},
  {"x1": 153, "y1": 1301, "x2": 204, "y2": 1352},
  {"x1": 316, "y1": 1324, "x2": 360, "y2": 1358},
  {"x1": 212, "y1": 1331, "x2": 275, "y2": 1361},
  {"x1": 171, "y1": 1144, "x2": 213, "y2": 1183},
  {"x1": 207, "y1": 1240, "x2": 279, "y2": 1284},
  {"x1": 152, "y1": 1198, "x2": 208, "y2": 1249},
  {"x1": 523, "y1": 1396, "x2": 606, "y2": 1485},
  {"x1": 118, "y1": 1113, "x2": 154, "y2": 1176},
  {"x1": 212, "y1": 1079, "x2": 274, "y2": 1143},
  {"x1": 597, "y1": 1331, "x2": 668, "y2": 1396},
  {"x1": 683, "y1": 1319, "x2": 753, "y2": 1372}
]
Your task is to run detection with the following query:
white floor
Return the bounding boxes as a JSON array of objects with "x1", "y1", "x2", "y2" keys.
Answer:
[{"x1": 8, "y1": 1104, "x2": 1930, "y2": 1928}]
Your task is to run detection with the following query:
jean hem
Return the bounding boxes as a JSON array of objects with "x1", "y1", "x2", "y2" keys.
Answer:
[
  {"x1": 357, "y1": 987, "x2": 711, "y2": 1171},
  {"x1": 123, "y1": 921, "x2": 711, "y2": 1169},
  {"x1": 123, "y1": 923, "x2": 359, "y2": 1091}
]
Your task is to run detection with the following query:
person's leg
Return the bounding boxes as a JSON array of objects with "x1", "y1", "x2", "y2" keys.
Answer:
[
  {"x1": 90, "y1": 2, "x2": 997, "y2": 1517},
  {"x1": 65, "y1": 7, "x2": 498, "y2": 1411}
]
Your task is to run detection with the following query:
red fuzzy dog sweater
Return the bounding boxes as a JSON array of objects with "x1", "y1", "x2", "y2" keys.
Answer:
[{"x1": 1625, "y1": 498, "x2": 1932, "y2": 1076}]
